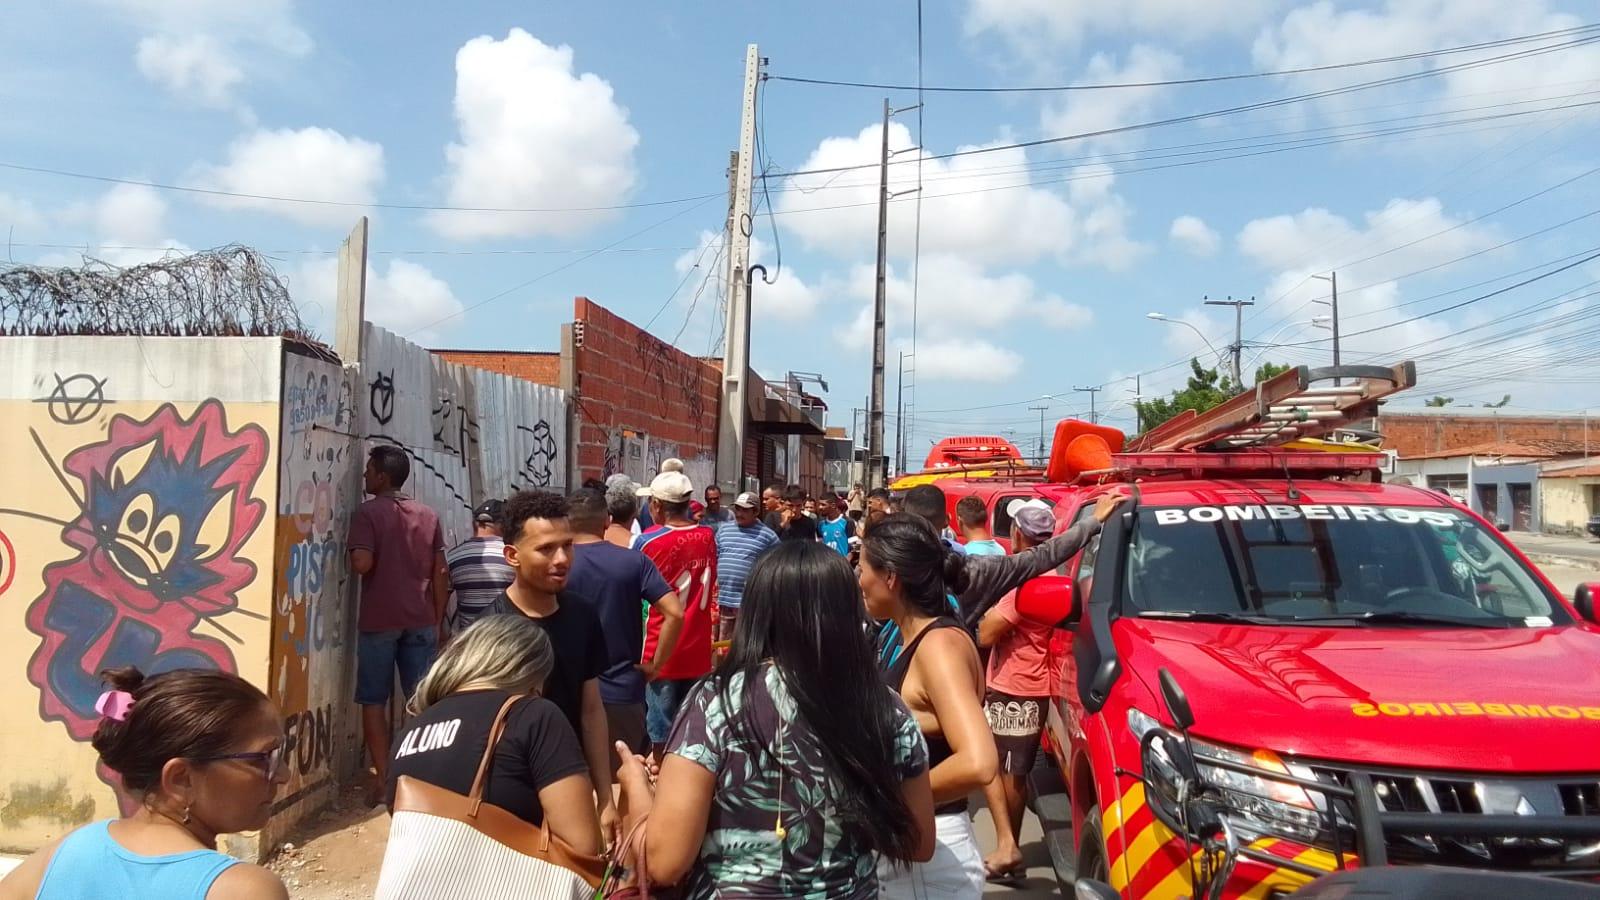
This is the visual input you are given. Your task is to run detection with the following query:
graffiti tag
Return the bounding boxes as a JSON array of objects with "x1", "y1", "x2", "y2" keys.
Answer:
[{"x1": 37, "y1": 373, "x2": 112, "y2": 426}]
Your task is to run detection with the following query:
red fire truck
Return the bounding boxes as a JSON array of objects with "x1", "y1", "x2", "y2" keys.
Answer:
[{"x1": 1014, "y1": 363, "x2": 1600, "y2": 897}]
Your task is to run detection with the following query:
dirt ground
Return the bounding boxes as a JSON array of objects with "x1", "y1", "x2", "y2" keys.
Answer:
[
  {"x1": 267, "y1": 787, "x2": 391, "y2": 899},
  {"x1": 267, "y1": 787, "x2": 1058, "y2": 899}
]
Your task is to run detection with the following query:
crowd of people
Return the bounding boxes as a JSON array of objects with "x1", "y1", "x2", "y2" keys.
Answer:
[{"x1": 0, "y1": 446, "x2": 1122, "y2": 900}]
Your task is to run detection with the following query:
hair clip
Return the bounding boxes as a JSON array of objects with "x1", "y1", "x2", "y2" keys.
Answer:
[{"x1": 95, "y1": 690, "x2": 135, "y2": 722}]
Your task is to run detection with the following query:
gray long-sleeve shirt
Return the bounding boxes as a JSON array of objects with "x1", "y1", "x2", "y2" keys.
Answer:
[{"x1": 957, "y1": 517, "x2": 1102, "y2": 627}]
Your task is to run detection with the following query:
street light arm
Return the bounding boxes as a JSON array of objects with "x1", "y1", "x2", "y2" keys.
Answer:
[{"x1": 1150, "y1": 316, "x2": 1227, "y2": 370}]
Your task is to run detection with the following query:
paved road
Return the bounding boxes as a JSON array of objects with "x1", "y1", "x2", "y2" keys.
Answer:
[
  {"x1": 973, "y1": 801, "x2": 1060, "y2": 898},
  {"x1": 1509, "y1": 531, "x2": 1600, "y2": 570}
]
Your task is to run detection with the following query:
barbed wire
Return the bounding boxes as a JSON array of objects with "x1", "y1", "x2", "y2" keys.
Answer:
[{"x1": 0, "y1": 245, "x2": 311, "y2": 338}]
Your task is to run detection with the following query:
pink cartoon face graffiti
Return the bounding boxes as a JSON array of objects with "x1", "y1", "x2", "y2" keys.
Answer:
[{"x1": 22, "y1": 400, "x2": 268, "y2": 742}]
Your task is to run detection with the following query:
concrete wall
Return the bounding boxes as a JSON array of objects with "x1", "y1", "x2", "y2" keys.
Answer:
[
  {"x1": 364, "y1": 324, "x2": 568, "y2": 546},
  {"x1": 0, "y1": 337, "x2": 282, "y2": 858},
  {"x1": 1470, "y1": 461, "x2": 1541, "y2": 531},
  {"x1": 1542, "y1": 477, "x2": 1600, "y2": 535},
  {"x1": 570, "y1": 297, "x2": 719, "y2": 489},
  {"x1": 0, "y1": 327, "x2": 571, "y2": 859},
  {"x1": 263, "y1": 348, "x2": 362, "y2": 849}
]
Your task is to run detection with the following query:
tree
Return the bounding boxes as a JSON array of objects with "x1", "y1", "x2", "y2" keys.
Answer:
[
  {"x1": 1483, "y1": 394, "x2": 1511, "y2": 408},
  {"x1": 1424, "y1": 396, "x2": 1454, "y2": 407},
  {"x1": 1134, "y1": 358, "x2": 1292, "y2": 432}
]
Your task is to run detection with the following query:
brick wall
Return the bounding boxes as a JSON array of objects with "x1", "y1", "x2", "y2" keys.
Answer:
[
  {"x1": 432, "y1": 349, "x2": 561, "y2": 387},
  {"x1": 1379, "y1": 413, "x2": 1595, "y2": 458},
  {"x1": 571, "y1": 297, "x2": 721, "y2": 482}
]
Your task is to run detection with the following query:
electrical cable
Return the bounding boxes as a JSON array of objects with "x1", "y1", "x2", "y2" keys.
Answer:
[
  {"x1": 763, "y1": 33, "x2": 1600, "y2": 181},
  {"x1": 404, "y1": 194, "x2": 719, "y2": 337},
  {"x1": 768, "y1": 24, "x2": 1600, "y2": 92},
  {"x1": 0, "y1": 161, "x2": 723, "y2": 214}
]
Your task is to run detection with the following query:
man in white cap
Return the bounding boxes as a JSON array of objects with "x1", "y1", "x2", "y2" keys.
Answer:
[
  {"x1": 712, "y1": 491, "x2": 779, "y2": 641},
  {"x1": 631, "y1": 470, "x2": 716, "y2": 753}
]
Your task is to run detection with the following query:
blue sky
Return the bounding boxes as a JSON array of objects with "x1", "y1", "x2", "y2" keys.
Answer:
[{"x1": 3, "y1": 1, "x2": 1599, "y2": 460}]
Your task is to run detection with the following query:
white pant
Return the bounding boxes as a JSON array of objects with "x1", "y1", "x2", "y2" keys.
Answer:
[{"x1": 877, "y1": 812, "x2": 985, "y2": 900}]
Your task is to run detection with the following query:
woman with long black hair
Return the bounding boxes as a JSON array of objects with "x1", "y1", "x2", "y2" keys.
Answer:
[
  {"x1": 860, "y1": 515, "x2": 998, "y2": 899},
  {"x1": 616, "y1": 540, "x2": 935, "y2": 898}
]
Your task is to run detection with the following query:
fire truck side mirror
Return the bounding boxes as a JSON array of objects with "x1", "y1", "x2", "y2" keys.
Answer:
[
  {"x1": 1158, "y1": 668, "x2": 1195, "y2": 732},
  {"x1": 1015, "y1": 576, "x2": 1077, "y2": 627},
  {"x1": 1574, "y1": 583, "x2": 1600, "y2": 625}
]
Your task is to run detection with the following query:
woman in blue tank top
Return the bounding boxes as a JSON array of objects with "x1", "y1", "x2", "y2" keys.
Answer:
[{"x1": 0, "y1": 666, "x2": 290, "y2": 900}]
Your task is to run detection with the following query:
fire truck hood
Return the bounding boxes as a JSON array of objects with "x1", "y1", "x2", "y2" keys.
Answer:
[{"x1": 1122, "y1": 619, "x2": 1600, "y2": 773}]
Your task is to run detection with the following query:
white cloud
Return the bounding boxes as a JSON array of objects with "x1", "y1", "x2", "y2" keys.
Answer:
[
  {"x1": 0, "y1": 193, "x2": 46, "y2": 233},
  {"x1": 779, "y1": 123, "x2": 1069, "y2": 265},
  {"x1": 428, "y1": 28, "x2": 640, "y2": 240},
  {"x1": 966, "y1": 0, "x2": 1280, "y2": 55},
  {"x1": 904, "y1": 338, "x2": 1023, "y2": 383},
  {"x1": 1170, "y1": 215, "x2": 1221, "y2": 256},
  {"x1": 96, "y1": 0, "x2": 311, "y2": 109},
  {"x1": 1252, "y1": 1, "x2": 1600, "y2": 125},
  {"x1": 1235, "y1": 196, "x2": 1503, "y2": 369},
  {"x1": 189, "y1": 127, "x2": 385, "y2": 226},
  {"x1": 36, "y1": 184, "x2": 190, "y2": 267},
  {"x1": 1040, "y1": 46, "x2": 1184, "y2": 150},
  {"x1": 293, "y1": 257, "x2": 463, "y2": 344},
  {"x1": 836, "y1": 255, "x2": 1091, "y2": 384},
  {"x1": 135, "y1": 34, "x2": 244, "y2": 109}
]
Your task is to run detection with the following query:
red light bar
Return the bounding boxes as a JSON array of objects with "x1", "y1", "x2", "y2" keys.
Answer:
[{"x1": 1082, "y1": 450, "x2": 1386, "y2": 481}]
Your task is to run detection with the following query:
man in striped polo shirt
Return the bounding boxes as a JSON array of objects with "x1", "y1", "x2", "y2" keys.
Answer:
[
  {"x1": 444, "y1": 499, "x2": 516, "y2": 632},
  {"x1": 713, "y1": 491, "x2": 779, "y2": 641}
]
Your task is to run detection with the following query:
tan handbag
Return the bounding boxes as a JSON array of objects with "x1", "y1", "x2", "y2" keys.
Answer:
[{"x1": 375, "y1": 696, "x2": 608, "y2": 900}]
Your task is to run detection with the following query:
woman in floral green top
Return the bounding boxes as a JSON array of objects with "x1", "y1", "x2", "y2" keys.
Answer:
[{"x1": 617, "y1": 541, "x2": 935, "y2": 897}]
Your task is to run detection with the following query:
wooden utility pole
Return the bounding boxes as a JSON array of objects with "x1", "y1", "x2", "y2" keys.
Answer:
[{"x1": 716, "y1": 45, "x2": 761, "y2": 493}]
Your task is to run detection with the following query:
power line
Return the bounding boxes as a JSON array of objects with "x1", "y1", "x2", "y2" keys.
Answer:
[
  {"x1": 0, "y1": 160, "x2": 724, "y2": 214},
  {"x1": 1274, "y1": 249, "x2": 1600, "y2": 346},
  {"x1": 763, "y1": 32, "x2": 1600, "y2": 182},
  {"x1": 405, "y1": 194, "x2": 719, "y2": 336},
  {"x1": 767, "y1": 23, "x2": 1600, "y2": 93},
  {"x1": 5, "y1": 241, "x2": 699, "y2": 257},
  {"x1": 766, "y1": 97, "x2": 1598, "y2": 221}
]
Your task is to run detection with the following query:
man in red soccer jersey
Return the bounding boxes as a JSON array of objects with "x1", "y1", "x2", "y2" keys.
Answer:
[{"x1": 631, "y1": 470, "x2": 716, "y2": 755}]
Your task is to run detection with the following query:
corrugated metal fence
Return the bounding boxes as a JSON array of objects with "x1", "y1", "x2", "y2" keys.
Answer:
[{"x1": 362, "y1": 324, "x2": 567, "y2": 546}]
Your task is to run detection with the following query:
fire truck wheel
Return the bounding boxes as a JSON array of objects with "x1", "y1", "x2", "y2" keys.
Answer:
[{"x1": 1077, "y1": 803, "x2": 1110, "y2": 886}]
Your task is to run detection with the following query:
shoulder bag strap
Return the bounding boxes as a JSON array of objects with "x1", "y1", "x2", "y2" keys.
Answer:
[{"x1": 468, "y1": 695, "x2": 524, "y2": 817}]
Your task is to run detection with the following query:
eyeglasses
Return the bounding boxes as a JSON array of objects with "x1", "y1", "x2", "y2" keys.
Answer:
[{"x1": 195, "y1": 746, "x2": 286, "y2": 779}]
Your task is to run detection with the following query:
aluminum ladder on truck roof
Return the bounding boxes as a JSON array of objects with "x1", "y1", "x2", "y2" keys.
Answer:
[{"x1": 1126, "y1": 362, "x2": 1416, "y2": 452}]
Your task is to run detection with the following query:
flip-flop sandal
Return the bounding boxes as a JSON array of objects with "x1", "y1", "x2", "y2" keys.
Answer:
[{"x1": 984, "y1": 864, "x2": 1027, "y2": 885}]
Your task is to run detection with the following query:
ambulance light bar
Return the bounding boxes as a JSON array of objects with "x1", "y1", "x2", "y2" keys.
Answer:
[{"x1": 1084, "y1": 450, "x2": 1387, "y2": 480}]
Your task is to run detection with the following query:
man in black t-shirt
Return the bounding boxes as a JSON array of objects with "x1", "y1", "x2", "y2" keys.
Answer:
[{"x1": 486, "y1": 490, "x2": 617, "y2": 844}]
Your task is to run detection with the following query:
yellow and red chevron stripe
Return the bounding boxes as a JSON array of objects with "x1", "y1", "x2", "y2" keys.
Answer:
[{"x1": 1101, "y1": 781, "x2": 1348, "y2": 898}]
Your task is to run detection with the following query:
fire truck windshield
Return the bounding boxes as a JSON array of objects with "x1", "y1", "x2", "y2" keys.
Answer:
[{"x1": 1123, "y1": 504, "x2": 1569, "y2": 627}]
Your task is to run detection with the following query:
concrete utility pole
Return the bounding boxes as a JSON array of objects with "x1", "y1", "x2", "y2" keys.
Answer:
[
  {"x1": 716, "y1": 44, "x2": 761, "y2": 494},
  {"x1": 1073, "y1": 385, "x2": 1101, "y2": 424},
  {"x1": 895, "y1": 351, "x2": 906, "y2": 476},
  {"x1": 1031, "y1": 404, "x2": 1050, "y2": 465},
  {"x1": 866, "y1": 98, "x2": 892, "y2": 490},
  {"x1": 1205, "y1": 295, "x2": 1255, "y2": 387},
  {"x1": 1312, "y1": 271, "x2": 1341, "y2": 372},
  {"x1": 1132, "y1": 373, "x2": 1143, "y2": 433}
]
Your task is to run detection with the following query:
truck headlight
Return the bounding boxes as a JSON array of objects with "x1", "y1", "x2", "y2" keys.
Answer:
[{"x1": 1129, "y1": 708, "x2": 1326, "y2": 845}]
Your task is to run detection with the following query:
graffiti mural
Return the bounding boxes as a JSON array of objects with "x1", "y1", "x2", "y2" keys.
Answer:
[
  {"x1": 18, "y1": 401, "x2": 269, "y2": 743},
  {"x1": 270, "y1": 353, "x2": 359, "y2": 825}
]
